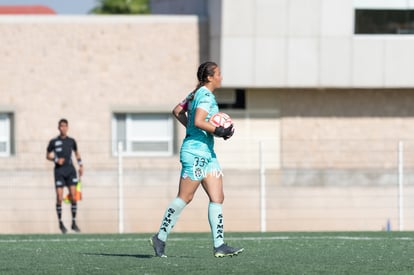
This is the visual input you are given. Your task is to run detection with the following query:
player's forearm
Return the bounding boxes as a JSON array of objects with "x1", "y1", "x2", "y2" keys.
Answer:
[
  {"x1": 176, "y1": 114, "x2": 187, "y2": 127},
  {"x1": 194, "y1": 119, "x2": 216, "y2": 133},
  {"x1": 46, "y1": 153, "x2": 54, "y2": 161},
  {"x1": 172, "y1": 105, "x2": 188, "y2": 127},
  {"x1": 75, "y1": 153, "x2": 83, "y2": 167}
]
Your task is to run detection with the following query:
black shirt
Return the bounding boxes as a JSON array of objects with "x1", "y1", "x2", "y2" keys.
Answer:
[{"x1": 47, "y1": 136, "x2": 78, "y2": 168}]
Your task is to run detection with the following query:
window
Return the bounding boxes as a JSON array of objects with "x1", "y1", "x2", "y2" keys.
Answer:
[
  {"x1": 0, "y1": 113, "x2": 14, "y2": 157},
  {"x1": 112, "y1": 113, "x2": 173, "y2": 156},
  {"x1": 355, "y1": 9, "x2": 414, "y2": 34},
  {"x1": 216, "y1": 89, "x2": 246, "y2": 110}
]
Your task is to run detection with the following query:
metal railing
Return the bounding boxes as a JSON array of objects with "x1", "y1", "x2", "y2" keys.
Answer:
[{"x1": 1, "y1": 138, "x2": 414, "y2": 234}]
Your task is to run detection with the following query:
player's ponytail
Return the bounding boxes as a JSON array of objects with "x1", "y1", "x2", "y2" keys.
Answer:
[{"x1": 191, "y1": 61, "x2": 218, "y2": 97}]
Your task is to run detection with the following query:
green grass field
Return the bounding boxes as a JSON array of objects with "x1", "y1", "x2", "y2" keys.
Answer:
[{"x1": 1, "y1": 232, "x2": 414, "y2": 274}]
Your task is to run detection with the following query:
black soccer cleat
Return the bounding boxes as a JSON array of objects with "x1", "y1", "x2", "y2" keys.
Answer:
[
  {"x1": 214, "y1": 243, "x2": 244, "y2": 258},
  {"x1": 71, "y1": 222, "x2": 81, "y2": 233},
  {"x1": 149, "y1": 234, "x2": 167, "y2": 257},
  {"x1": 59, "y1": 222, "x2": 67, "y2": 234}
]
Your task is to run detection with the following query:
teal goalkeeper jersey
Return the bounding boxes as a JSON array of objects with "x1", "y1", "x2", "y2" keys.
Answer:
[{"x1": 181, "y1": 86, "x2": 219, "y2": 153}]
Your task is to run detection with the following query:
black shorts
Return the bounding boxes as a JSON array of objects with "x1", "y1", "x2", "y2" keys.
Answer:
[{"x1": 54, "y1": 166, "x2": 78, "y2": 188}]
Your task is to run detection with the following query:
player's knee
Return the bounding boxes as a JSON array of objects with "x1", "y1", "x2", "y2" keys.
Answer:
[
  {"x1": 179, "y1": 194, "x2": 194, "y2": 204},
  {"x1": 212, "y1": 195, "x2": 224, "y2": 204}
]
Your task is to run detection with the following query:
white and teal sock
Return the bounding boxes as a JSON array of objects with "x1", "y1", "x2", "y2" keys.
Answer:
[
  {"x1": 157, "y1": 197, "x2": 187, "y2": 242},
  {"x1": 208, "y1": 202, "x2": 224, "y2": 248}
]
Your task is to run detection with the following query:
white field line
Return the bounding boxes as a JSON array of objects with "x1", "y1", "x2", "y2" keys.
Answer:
[{"x1": 2, "y1": 235, "x2": 414, "y2": 243}]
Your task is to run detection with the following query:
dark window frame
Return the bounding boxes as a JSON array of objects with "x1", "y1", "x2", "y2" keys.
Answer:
[
  {"x1": 355, "y1": 9, "x2": 414, "y2": 34},
  {"x1": 0, "y1": 112, "x2": 15, "y2": 157},
  {"x1": 112, "y1": 112, "x2": 174, "y2": 157}
]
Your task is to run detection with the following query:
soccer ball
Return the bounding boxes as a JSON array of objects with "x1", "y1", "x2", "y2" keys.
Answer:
[{"x1": 209, "y1": 112, "x2": 233, "y2": 128}]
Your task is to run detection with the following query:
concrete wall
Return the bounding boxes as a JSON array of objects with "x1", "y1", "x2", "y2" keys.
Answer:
[
  {"x1": 210, "y1": 0, "x2": 414, "y2": 88},
  {"x1": 0, "y1": 16, "x2": 208, "y2": 234},
  {"x1": 0, "y1": 16, "x2": 201, "y2": 171},
  {"x1": 5, "y1": 86, "x2": 414, "y2": 234},
  {"x1": 248, "y1": 88, "x2": 414, "y2": 170},
  {"x1": 3, "y1": 168, "x2": 414, "y2": 233}
]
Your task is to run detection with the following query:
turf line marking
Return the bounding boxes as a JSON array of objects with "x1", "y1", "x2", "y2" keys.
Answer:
[
  {"x1": 2, "y1": 236, "x2": 414, "y2": 243},
  {"x1": 229, "y1": 236, "x2": 414, "y2": 241}
]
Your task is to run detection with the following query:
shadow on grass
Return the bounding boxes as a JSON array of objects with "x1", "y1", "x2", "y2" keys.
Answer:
[
  {"x1": 83, "y1": 253, "x2": 196, "y2": 259},
  {"x1": 83, "y1": 253, "x2": 152, "y2": 259}
]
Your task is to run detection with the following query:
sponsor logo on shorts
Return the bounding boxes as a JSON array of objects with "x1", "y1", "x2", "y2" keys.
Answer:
[
  {"x1": 193, "y1": 168, "x2": 224, "y2": 180},
  {"x1": 194, "y1": 167, "x2": 203, "y2": 179}
]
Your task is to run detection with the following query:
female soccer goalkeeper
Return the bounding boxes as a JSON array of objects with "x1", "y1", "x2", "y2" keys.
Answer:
[{"x1": 150, "y1": 61, "x2": 243, "y2": 258}]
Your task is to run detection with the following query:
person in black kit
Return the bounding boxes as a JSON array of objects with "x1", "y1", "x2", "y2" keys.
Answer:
[{"x1": 46, "y1": 119, "x2": 84, "y2": 234}]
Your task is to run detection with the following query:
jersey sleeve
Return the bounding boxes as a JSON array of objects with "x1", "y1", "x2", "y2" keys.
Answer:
[
  {"x1": 72, "y1": 138, "x2": 78, "y2": 152},
  {"x1": 196, "y1": 90, "x2": 214, "y2": 112},
  {"x1": 178, "y1": 91, "x2": 195, "y2": 111},
  {"x1": 179, "y1": 97, "x2": 189, "y2": 111},
  {"x1": 46, "y1": 139, "x2": 54, "y2": 153}
]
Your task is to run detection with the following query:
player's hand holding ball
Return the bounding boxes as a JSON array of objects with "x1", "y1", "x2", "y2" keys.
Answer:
[{"x1": 210, "y1": 112, "x2": 235, "y2": 140}]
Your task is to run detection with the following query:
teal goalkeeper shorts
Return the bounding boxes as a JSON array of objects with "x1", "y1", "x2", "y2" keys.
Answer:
[{"x1": 180, "y1": 150, "x2": 222, "y2": 181}]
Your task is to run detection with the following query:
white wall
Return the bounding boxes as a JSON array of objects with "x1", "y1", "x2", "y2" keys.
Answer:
[{"x1": 211, "y1": 0, "x2": 414, "y2": 88}]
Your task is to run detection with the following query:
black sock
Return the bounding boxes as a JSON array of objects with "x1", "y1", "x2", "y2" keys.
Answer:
[
  {"x1": 71, "y1": 203, "x2": 77, "y2": 223},
  {"x1": 56, "y1": 204, "x2": 62, "y2": 223}
]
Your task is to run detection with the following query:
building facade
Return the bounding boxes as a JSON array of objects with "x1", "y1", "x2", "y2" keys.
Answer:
[{"x1": 1, "y1": 0, "x2": 414, "y2": 233}]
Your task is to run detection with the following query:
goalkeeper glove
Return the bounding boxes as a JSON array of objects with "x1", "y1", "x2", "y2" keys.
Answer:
[
  {"x1": 223, "y1": 127, "x2": 235, "y2": 140},
  {"x1": 214, "y1": 125, "x2": 234, "y2": 138}
]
